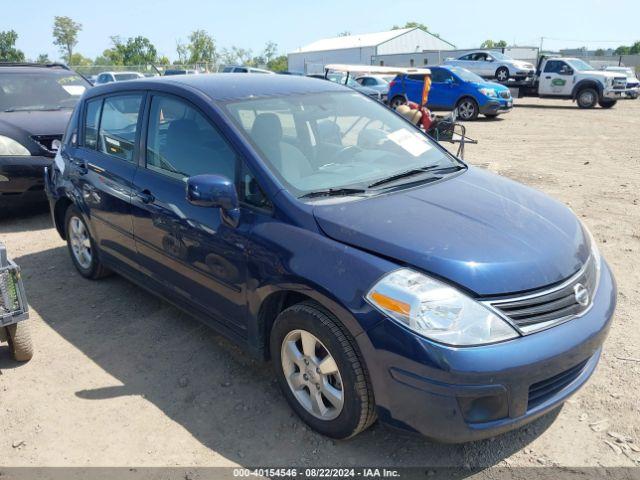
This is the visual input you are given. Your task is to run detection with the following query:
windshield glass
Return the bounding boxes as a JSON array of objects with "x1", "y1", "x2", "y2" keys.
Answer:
[
  {"x1": 114, "y1": 73, "x2": 140, "y2": 81},
  {"x1": 490, "y1": 51, "x2": 509, "y2": 61},
  {"x1": 0, "y1": 72, "x2": 88, "y2": 112},
  {"x1": 445, "y1": 66, "x2": 485, "y2": 83},
  {"x1": 223, "y1": 91, "x2": 461, "y2": 197},
  {"x1": 566, "y1": 59, "x2": 595, "y2": 71}
]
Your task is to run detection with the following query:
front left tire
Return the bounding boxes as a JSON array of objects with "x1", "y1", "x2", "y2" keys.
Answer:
[
  {"x1": 598, "y1": 99, "x2": 617, "y2": 108},
  {"x1": 495, "y1": 66, "x2": 510, "y2": 82},
  {"x1": 270, "y1": 301, "x2": 376, "y2": 439},
  {"x1": 456, "y1": 97, "x2": 480, "y2": 121},
  {"x1": 64, "y1": 206, "x2": 110, "y2": 280}
]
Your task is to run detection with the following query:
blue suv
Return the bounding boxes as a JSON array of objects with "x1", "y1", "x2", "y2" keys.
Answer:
[
  {"x1": 46, "y1": 74, "x2": 615, "y2": 442},
  {"x1": 388, "y1": 66, "x2": 513, "y2": 120}
]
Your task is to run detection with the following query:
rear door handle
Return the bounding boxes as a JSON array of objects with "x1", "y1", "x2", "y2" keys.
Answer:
[
  {"x1": 136, "y1": 189, "x2": 155, "y2": 204},
  {"x1": 545, "y1": 76, "x2": 551, "y2": 79}
]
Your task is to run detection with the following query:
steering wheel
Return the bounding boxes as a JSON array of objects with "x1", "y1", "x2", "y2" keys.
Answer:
[{"x1": 330, "y1": 145, "x2": 362, "y2": 164}]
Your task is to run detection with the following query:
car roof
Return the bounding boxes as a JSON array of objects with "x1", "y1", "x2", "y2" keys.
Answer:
[
  {"x1": 0, "y1": 64, "x2": 75, "y2": 74},
  {"x1": 86, "y1": 73, "x2": 348, "y2": 102}
]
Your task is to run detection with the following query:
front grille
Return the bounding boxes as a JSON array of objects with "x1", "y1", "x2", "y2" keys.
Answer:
[
  {"x1": 487, "y1": 254, "x2": 598, "y2": 334},
  {"x1": 499, "y1": 90, "x2": 511, "y2": 99},
  {"x1": 528, "y1": 359, "x2": 589, "y2": 409},
  {"x1": 613, "y1": 77, "x2": 627, "y2": 90},
  {"x1": 31, "y1": 134, "x2": 63, "y2": 155}
]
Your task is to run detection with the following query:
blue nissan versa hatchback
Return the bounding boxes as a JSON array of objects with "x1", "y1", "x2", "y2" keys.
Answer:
[{"x1": 45, "y1": 74, "x2": 616, "y2": 442}]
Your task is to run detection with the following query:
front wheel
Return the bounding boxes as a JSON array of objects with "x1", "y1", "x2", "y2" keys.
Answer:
[
  {"x1": 456, "y1": 97, "x2": 479, "y2": 120},
  {"x1": 65, "y1": 206, "x2": 110, "y2": 279},
  {"x1": 598, "y1": 99, "x2": 617, "y2": 108},
  {"x1": 5, "y1": 322, "x2": 33, "y2": 361},
  {"x1": 270, "y1": 301, "x2": 376, "y2": 439},
  {"x1": 577, "y1": 88, "x2": 598, "y2": 108},
  {"x1": 495, "y1": 66, "x2": 510, "y2": 82}
]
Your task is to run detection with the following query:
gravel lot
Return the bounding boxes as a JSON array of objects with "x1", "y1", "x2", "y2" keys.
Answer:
[{"x1": 1, "y1": 97, "x2": 639, "y2": 469}]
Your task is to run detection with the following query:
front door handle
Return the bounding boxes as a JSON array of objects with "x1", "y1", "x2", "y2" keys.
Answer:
[
  {"x1": 545, "y1": 76, "x2": 551, "y2": 79},
  {"x1": 70, "y1": 158, "x2": 88, "y2": 175},
  {"x1": 137, "y1": 189, "x2": 155, "y2": 204}
]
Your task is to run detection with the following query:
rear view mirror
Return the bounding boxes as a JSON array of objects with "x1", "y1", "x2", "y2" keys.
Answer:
[{"x1": 186, "y1": 174, "x2": 240, "y2": 227}]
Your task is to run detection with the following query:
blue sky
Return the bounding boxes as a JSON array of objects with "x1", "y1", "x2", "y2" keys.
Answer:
[{"x1": 4, "y1": 0, "x2": 639, "y2": 61}]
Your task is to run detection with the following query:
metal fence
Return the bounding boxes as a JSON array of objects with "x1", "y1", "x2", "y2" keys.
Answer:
[{"x1": 69, "y1": 64, "x2": 223, "y2": 77}]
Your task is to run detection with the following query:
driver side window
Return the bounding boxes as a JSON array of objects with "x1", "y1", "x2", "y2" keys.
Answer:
[{"x1": 98, "y1": 94, "x2": 143, "y2": 162}]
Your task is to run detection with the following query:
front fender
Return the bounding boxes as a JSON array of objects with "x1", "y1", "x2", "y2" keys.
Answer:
[{"x1": 572, "y1": 79, "x2": 604, "y2": 99}]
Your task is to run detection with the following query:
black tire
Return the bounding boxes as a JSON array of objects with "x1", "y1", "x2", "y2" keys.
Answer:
[
  {"x1": 389, "y1": 95, "x2": 407, "y2": 110},
  {"x1": 270, "y1": 301, "x2": 376, "y2": 439},
  {"x1": 495, "y1": 66, "x2": 510, "y2": 82},
  {"x1": 5, "y1": 322, "x2": 33, "y2": 362},
  {"x1": 64, "y1": 206, "x2": 110, "y2": 280},
  {"x1": 456, "y1": 97, "x2": 480, "y2": 121},
  {"x1": 598, "y1": 99, "x2": 617, "y2": 109},
  {"x1": 576, "y1": 88, "x2": 598, "y2": 109}
]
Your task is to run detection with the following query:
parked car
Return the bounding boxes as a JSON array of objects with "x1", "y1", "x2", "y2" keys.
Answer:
[
  {"x1": 602, "y1": 66, "x2": 639, "y2": 99},
  {"x1": 388, "y1": 66, "x2": 513, "y2": 120},
  {"x1": 164, "y1": 69, "x2": 199, "y2": 76},
  {"x1": 0, "y1": 63, "x2": 90, "y2": 209},
  {"x1": 315, "y1": 73, "x2": 385, "y2": 102},
  {"x1": 445, "y1": 51, "x2": 535, "y2": 82},
  {"x1": 94, "y1": 71, "x2": 145, "y2": 85},
  {"x1": 46, "y1": 74, "x2": 615, "y2": 442},
  {"x1": 355, "y1": 75, "x2": 395, "y2": 95},
  {"x1": 515, "y1": 57, "x2": 633, "y2": 108},
  {"x1": 222, "y1": 65, "x2": 274, "y2": 74}
]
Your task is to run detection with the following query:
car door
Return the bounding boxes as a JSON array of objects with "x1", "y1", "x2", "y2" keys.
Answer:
[
  {"x1": 427, "y1": 68, "x2": 457, "y2": 110},
  {"x1": 539, "y1": 60, "x2": 574, "y2": 96},
  {"x1": 69, "y1": 92, "x2": 145, "y2": 272},
  {"x1": 131, "y1": 93, "x2": 250, "y2": 335},
  {"x1": 457, "y1": 53, "x2": 479, "y2": 73}
]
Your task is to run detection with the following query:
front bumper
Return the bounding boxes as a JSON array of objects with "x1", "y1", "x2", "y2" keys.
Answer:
[
  {"x1": 479, "y1": 98, "x2": 513, "y2": 115},
  {"x1": 357, "y1": 260, "x2": 616, "y2": 443},
  {"x1": 0, "y1": 155, "x2": 52, "y2": 208},
  {"x1": 603, "y1": 87, "x2": 638, "y2": 100}
]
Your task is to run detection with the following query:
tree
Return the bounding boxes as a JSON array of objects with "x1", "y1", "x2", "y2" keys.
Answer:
[
  {"x1": 614, "y1": 45, "x2": 630, "y2": 55},
  {"x1": 157, "y1": 55, "x2": 170, "y2": 65},
  {"x1": 263, "y1": 41, "x2": 278, "y2": 64},
  {"x1": 36, "y1": 53, "x2": 51, "y2": 63},
  {"x1": 267, "y1": 54, "x2": 287, "y2": 72},
  {"x1": 175, "y1": 40, "x2": 189, "y2": 64},
  {"x1": 53, "y1": 16, "x2": 82, "y2": 62},
  {"x1": 187, "y1": 30, "x2": 217, "y2": 64},
  {"x1": 0, "y1": 30, "x2": 25, "y2": 62},
  {"x1": 480, "y1": 39, "x2": 508, "y2": 49},
  {"x1": 109, "y1": 36, "x2": 157, "y2": 65},
  {"x1": 68, "y1": 52, "x2": 93, "y2": 66},
  {"x1": 630, "y1": 41, "x2": 640, "y2": 55},
  {"x1": 594, "y1": 48, "x2": 605, "y2": 56},
  {"x1": 392, "y1": 22, "x2": 429, "y2": 32}
]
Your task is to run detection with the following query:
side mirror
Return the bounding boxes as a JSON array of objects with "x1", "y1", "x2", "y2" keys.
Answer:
[{"x1": 186, "y1": 174, "x2": 240, "y2": 227}]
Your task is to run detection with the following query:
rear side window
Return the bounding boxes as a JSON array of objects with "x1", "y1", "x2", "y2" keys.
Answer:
[
  {"x1": 83, "y1": 98, "x2": 102, "y2": 149},
  {"x1": 98, "y1": 94, "x2": 143, "y2": 162},
  {"x1": 431, "y1": 69, "x2": 453, "y2": 83},
  {"x1": 145, "y1": 95, "x2": 237, "y2": 180}
]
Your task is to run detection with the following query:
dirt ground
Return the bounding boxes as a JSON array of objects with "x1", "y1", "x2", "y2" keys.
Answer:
[{"x1": 0, "y1": 97, "x2": 639, "y2": 469}]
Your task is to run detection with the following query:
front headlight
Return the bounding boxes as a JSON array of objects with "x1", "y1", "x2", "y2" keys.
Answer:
[
  {"x1": 366, "y1": 269, "x2": 519, "y2": 346},
  {"x1": 479, "y1": 88, "x2": 497, "y2": 98},
  {"x1": 0, "y1": 135, "x2": 30, "y2": 156}
]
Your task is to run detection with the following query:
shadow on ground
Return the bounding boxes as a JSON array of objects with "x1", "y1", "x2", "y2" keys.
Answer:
[{"x1": 2, "y1": 213, "x2": 561, "y2": 471}]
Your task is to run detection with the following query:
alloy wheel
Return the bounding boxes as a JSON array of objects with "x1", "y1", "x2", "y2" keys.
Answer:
[
  {"x1": 496, "y1": 68, "x2": 509, "y2": 82},
  {"x1": 281, "y1": 329, "x2": 344, "y2": 420},
  {"x1": 457, "y1": 100, "x2": 476, "y2": 120},
  {"x1": 69, "y1": 216, "x2": 92, "y2": 270}
]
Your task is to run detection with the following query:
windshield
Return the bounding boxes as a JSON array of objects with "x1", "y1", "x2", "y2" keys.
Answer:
[
  {"x1": 326, "y1": 73, "x2": 359, "y2": 88},
  {"x1": 0, "y1": 72, "x2": 88, "y2": 112},
  {"x1": 566, "y1": 59, "x2": 595, "y2": 71},
  {"x1": 490, "y1": 51, "x2": 509, "y2": 61},
  {"x1": 445, "y1": 67, "x2": 485, "y2": 83},
  {"x1": 114, "y1": 73, "x2": 140, "y2": 81},
  {"x1": 223, "y1": 91, "x2": 461, "y2": 197}
]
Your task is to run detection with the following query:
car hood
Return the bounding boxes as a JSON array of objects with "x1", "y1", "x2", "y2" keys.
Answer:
[
  {"x1": 512, "y1": 60, "x2": 534, "y2": 69},
  {"x1": 0, "y1": 110, "x2": 72, "y2": 136},
  {"x1": 312, "y1": 167, "x2": 590, "y2": 296},
  {"x1": 472, "y1": 80, "x2": 510, "y2": 92}
]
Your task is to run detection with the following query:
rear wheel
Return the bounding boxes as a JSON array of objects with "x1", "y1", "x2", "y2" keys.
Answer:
[
  {"x1": 65, "y1": 206, "x2": 110, "y2": 279},
  {"x1": 456, "y1": 97, "x2": 479, "y2": 120},
  {"x1": 598, "y1": 99, "x2": 617, "y2": 108},
  {"x1": 5, "y1": 322, "x2": 33, "y2": 361},
  {"x1": 270, "y1": 301, "x2": 376, "y2": 439},
  {"x1": 495, "y1": 66, "x2": 510, "y2": 82},
  {"x1": 577, "y1": 88, "x2": 598, "y2": 108},
  {"x1": 389, "y1": 95, "x2": 407, "y2": 110}
]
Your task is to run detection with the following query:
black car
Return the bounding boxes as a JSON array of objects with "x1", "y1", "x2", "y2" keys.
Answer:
[{"x1": 0, "y1": 63, "x2": 90, "y2": 211}]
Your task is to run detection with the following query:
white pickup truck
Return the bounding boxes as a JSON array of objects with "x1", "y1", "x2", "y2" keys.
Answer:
[{"x1": 516, "y1": 56, "x2": 634, "y2": 108}]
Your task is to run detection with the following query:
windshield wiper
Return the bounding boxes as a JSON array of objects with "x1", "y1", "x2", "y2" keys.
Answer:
[
  {"x1": 368, "y1": 165, "x2": 464, "y2": 189},
  {"x1": 299, "y1": 187, "x2": 367, "y2": 199}
]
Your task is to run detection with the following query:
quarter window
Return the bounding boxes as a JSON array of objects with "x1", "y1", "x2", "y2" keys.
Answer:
[
  {"x1": 145, "y1": 95, "x2": 237, "y2": 180},
  {"x1": 97, "y1": 94, "x2": 143, "y2": 162},
  {"x1": 83, "y1": 98, "x2": 102, "y2": 149}
]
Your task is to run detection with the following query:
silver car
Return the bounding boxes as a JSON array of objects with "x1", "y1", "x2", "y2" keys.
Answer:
[{"x1": 444, "y1": 51, "x2": 535, "y2": 82}]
